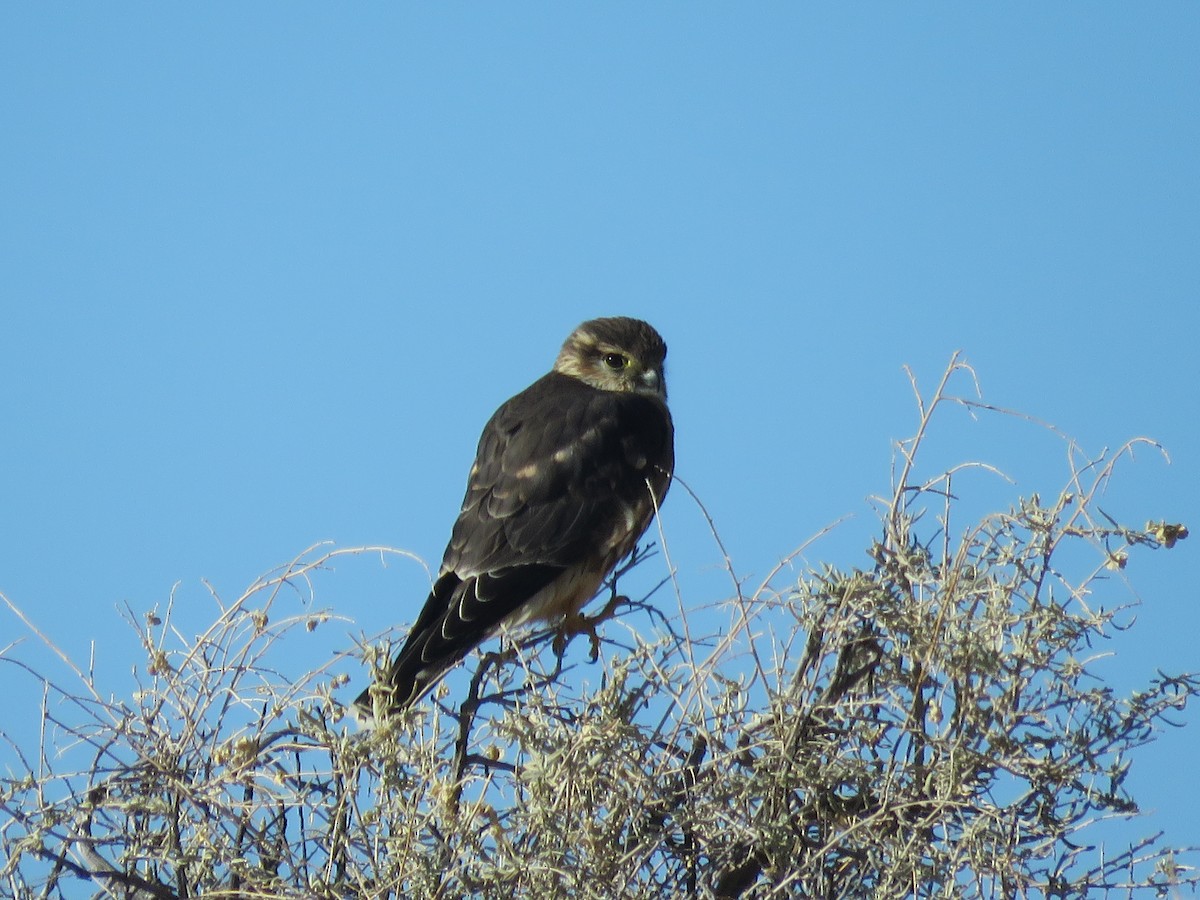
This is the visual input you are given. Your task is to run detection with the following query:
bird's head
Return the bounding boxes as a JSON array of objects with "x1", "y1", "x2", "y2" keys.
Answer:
[{"x1": 554, "y1": 317, "x2": 668, "y2": 399}]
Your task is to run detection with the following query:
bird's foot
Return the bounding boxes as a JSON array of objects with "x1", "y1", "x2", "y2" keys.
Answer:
[{"x1": 553, "y1": 611, "x2": 602, "y2": 661}]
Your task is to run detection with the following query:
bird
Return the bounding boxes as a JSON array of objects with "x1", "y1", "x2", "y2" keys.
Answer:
[{"x1": 354, "y1": 316, "x2": 674, "y2": 720}]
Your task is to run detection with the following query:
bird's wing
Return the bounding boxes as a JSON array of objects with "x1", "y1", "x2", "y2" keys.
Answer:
[{"x1": 446, "y1": 371, "x2": 672, "y2": 577}]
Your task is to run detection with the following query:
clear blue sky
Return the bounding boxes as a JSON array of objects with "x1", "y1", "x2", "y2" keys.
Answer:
[{"x1": 3, "y1": 5, "x2": 1197, "y2": 865}]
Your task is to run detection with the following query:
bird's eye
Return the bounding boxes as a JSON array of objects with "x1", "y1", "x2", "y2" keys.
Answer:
[{"x1": 602, "y1": 353, "x2": 628, "y2": 371}]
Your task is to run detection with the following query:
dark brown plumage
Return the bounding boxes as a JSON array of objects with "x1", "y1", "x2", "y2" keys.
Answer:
[{"x1": 354, "y1": 317, "x2": 673, "y2": 719}]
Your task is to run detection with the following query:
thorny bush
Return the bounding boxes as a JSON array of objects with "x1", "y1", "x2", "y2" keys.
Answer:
[{"x1": 1, "y1": 356, "x2": 1194, "y2": 899}]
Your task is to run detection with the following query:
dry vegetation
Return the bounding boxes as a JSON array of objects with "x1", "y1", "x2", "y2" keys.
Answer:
[{"x1": 1, "y1": 357, "x2": 1195, "y2": 899}]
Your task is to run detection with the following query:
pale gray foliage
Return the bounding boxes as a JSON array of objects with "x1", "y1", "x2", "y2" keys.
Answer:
[{"x1": 1, "y1": 357, "x2": 1194, "y2": 899}]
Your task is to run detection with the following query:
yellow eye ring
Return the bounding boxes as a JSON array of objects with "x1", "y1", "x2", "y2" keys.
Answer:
[{"x1": 602, "y1": 353, "x2": 627, "y2": 371}]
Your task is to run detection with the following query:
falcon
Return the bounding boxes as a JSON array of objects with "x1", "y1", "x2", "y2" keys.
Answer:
[{"x1": 354, "y1": 316, "x2": 674, "y2": 719}]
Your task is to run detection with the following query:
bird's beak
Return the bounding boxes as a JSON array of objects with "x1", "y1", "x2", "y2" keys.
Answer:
[{"x1": 640, "y1": 368, "x2": 664, "y2": 397}]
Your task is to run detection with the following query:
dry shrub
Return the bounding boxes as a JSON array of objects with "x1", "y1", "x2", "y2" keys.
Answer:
[{"x1": 1, "y1": 356, "x2": 1194, "y2": 898}]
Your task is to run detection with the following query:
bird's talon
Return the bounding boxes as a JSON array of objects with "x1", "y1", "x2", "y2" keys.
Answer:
[
  {"x1": 587, "y1": 629, "x2": 601, "y2": 662},
  {"x1": 555, "y1": 611, "x2": 602, "y2": 660}
]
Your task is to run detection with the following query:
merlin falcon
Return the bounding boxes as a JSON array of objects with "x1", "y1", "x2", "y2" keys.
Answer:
[{"x1": 355, "y1": 316, "x2": 674, "y2": 719}]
